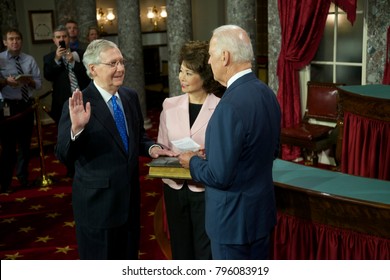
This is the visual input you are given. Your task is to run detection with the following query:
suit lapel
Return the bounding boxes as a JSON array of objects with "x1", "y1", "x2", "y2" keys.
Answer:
[
  {"x1": 190, "y1": 94, "x2": 217, "y2": 137},
  {"x1": 86, "y1": 84, "x2": 128, "y2": 155},
  {"x1": 174, "y1": 97, "x2": 191, "y2": 135}
]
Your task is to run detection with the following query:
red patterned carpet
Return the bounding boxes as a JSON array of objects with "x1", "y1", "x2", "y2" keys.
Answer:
[{"x1": 0, "y1": 108, "x2": 171, "y2": 260}]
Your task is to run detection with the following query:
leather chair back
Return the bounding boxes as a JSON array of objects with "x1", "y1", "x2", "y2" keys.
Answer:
[{"x1": 305, "y1": 81, "x2": 344, "y2": 122}]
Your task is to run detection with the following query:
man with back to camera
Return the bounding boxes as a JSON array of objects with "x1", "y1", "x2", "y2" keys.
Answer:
[{"x1": 178, "y1": 25, "x2": 281, "y2": 260}]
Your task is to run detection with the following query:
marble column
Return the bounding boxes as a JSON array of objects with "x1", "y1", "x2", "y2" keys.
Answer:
[
  {"x1": 117, "y1": 0, "x2": 151, "y2": 129},
  {"x1": 75, "y1": 0, "x2": 97, "y2": 44},
  {"x1": 226, "y1": 0, "x2": 257, "y2": 72},
  {"x1": 166, "y1": 0, "x2": 193, "y2": 97},
  {"x1": 267, "y1": 0, "x2": 281, "y2": 94},
  {"x1": 54, "y1": 0, "x2": 96, "y2": 44},
  {"x1": 54, "y1": 0, "x2": 77, "y2": 25}
]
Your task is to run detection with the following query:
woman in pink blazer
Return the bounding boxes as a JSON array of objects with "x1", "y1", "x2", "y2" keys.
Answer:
[{"x1": 157, "y1": 41, "x2": 224, "y2": 259}]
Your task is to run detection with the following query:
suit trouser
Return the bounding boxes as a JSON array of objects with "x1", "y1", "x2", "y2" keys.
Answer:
[
  {"x1": 164, "y1": 183, "x2": 212, "y2": 260},
  {"x1": 0, "y1": 99, "x2": 34, "y2": 192},
  {"x1": 210, "y1": 233, "x2": 271, "y2": 260},
  {"x1": 75, "y1": 221, "x2": 140, "y2": 260}
]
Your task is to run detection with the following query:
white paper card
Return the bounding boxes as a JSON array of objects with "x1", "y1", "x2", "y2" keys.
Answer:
[{"x1": 171, "y1": 137, "x2": 200, "y2": 152}]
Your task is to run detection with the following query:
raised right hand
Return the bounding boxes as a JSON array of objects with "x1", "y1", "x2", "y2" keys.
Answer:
[{"x1": 69, "y1": 89, "x2": 91, "y2": 135}]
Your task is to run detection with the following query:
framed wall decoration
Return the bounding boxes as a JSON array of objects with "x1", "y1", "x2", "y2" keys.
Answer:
[{"x1": 28, "y1": 10, "x2": 54, "y2": 43}]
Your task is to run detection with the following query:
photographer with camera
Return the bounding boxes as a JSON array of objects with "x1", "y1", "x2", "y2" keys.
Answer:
[{"x1": 43, "y1": 25, "x2": 90, "y2": 177}]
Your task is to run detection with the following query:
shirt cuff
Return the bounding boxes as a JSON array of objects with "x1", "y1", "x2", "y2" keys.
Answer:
[
  {"x1": 148, "y1": 144, "x2": 162, "y2": 156},
  {"x1": 71, "y1": 128, "x2": 84, "y2": 141}
]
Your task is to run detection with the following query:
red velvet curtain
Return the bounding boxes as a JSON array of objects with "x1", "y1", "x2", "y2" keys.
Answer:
[
  {"x1": 341, "y1": 112, "x2": 390, "y2": 181},
  {"x1": 272, "y1": 212, "x2": 390, "y2": 259},
  {"x1": 277, "y1": 0, "x2": 331, "y2": 160},
  {"x1": 277, "y1": 0, "x2": 358, "y2": 160},
  {"x1": 332, "y1": 0, "x2": 357, "y2": 24}
]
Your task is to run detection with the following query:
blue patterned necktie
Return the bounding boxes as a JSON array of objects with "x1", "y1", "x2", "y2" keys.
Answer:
[
  {"x1": 111, "y1": 96, "x2": 129, "y2": 153},
  {"x1": 13, "y1": 56, "x2": 30, "y2": 102}
]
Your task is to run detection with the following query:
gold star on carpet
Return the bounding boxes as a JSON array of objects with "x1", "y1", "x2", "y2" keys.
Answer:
[
  {"x1": 38, "y1": 186, "x2": 52, "y2": 192},
  {"x1": 63, "y1": 221, "x2": 75, "y2": 227},
  {"x1": 146, "y1": 191, "x2": 159, "y2": 197},
  {"x1": 19, "y1": 226, "x2": 34, "y2": 233},
  {"x1": 0, "y1": 192, "x2": 10, "y2": 196},
  {"x1": 32, "y1": 167, "x2": 41, "y2": 172},
  {"x1": 148, "y1": 211, "x2": 155, "y2": 217},
  {"x1": 52, "y1": 159, "x2": 60, "y2": 164},
  {"x1": 55, "y1": 245, "x2": 74, "y2": 254},
  {"x1": 35, "y1": 235, "x2": 54, "y2": 243},
  {"x1": 54, "y1": 193, "x2": 66, "y2": 198},
  {"x1": 149, "y1": 234, "x2": 156, "y2": 240},
  {"x1": 15, "y1": 197, "x2": 27, "y2": 202},
  {"x1": 61, "y1": 177, "x2": 72, "y2": 183},
  {"x1": 30, "y1": 204, "x2": 44, "y2": 210},
  {"x1": 4, "y1": 252, "x2": 23, "y2": 260},
  {"x1": 46, "y1": 212, "x2": 61, "y2": 218},
  {"x1": 138, "y1": 251, "x2": 146, "y2": 257},
  {"x1": 47, "y1": 171, "x2": 59, "y2": 176},
  {"x1": 2, "y1": 217, "x2": 16, "y2": 224},
  {"x1": 144, "y1": 176, "x2": 154, "y2": 180}
]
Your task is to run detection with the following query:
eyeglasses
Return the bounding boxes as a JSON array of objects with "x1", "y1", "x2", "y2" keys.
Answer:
[{"x1": 98, "y1": 60, "x2": 127, "y2": 68}]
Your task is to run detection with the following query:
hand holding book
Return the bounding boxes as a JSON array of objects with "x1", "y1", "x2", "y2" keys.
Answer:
[
  {"x1": 147, "y1": 156, "x2": 192, "y2": 179},
  {"x1": 15, "y1": 74, "x2": 33, "y2": 83}
]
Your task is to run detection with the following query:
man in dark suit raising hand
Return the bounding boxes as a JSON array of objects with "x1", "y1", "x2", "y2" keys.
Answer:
[{"x1": 55, "y1": 39, "x2": 175, "y2": 260}]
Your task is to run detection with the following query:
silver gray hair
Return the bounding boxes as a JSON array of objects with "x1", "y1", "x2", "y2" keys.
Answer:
[
  {"x1": 212, "y1": 25, "x2": 254, "y2": 64},
  {"x1": 52, "y1": 25, "x2": 68, "y2": 37},
  {"x1": 82, "y1": 39, "x2": 118, "y2": 78}
]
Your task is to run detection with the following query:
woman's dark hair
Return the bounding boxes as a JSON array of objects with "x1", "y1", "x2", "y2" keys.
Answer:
[{"x1": 179, "y1": 41, "x2": 225, "y2": 96}]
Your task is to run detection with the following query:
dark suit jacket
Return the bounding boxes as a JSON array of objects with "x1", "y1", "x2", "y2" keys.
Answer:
[
  {"x1": 189, "y1": 72, "x2": 281, "y2": 245},
  {"x1": 55, "y1": 83, "x2": 155, "y2": 230},
  {"x1": 43, "y1": 50, "x2": 91, "y2": 123}
]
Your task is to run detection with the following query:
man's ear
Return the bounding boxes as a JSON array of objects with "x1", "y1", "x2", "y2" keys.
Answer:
[
  {"x1": 89, "y1": 64, "x2": 96, "y2": 76},
  {"x1": 222, "y1": 50, "x2": 230, "y2": 66}
]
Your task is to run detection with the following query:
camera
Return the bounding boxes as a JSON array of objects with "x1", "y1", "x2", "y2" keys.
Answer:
[{"x1": 59, "y1": 41, "x2": 66, "y2": 49}]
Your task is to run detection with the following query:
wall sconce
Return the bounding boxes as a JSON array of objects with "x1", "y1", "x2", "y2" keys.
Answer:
[
  {"x1": 96, "y1": 8, "x2": 116, "y2": 33},
  {"x1": 146, "y1": 6, "x2": 167, "y2": 31}
]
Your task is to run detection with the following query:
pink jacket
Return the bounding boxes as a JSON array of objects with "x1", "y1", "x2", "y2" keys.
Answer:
[{"x1": 157, "y1": 93, "x2": 220, "y2": 192}]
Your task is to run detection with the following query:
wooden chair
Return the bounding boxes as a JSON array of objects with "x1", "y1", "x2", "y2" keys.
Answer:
[{"x1": 280, "y1": 81, "x2": 345, "y2": 165}]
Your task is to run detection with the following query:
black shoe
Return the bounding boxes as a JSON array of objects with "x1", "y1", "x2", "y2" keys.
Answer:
[
  {"x1": 66, "y1": 167, "x2": 75, "y2": 178},
  {"x1": 17, "y1": 177, "x2": 30, "y2": 188},
  {"x1": 1, "y1": 188, "x2": 13, "y2": 194}
]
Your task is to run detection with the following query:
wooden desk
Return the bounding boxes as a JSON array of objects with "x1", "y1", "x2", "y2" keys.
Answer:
[
  {"x1": 272, "y1": 159, "x2": 390, "y2": 259},
  {"x1": 337, "y1": 85, "x2": 390, "y2": 180}
]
